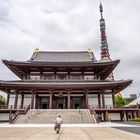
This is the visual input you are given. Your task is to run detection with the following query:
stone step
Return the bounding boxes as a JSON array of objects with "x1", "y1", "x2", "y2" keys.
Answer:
[{"x1": 15, "y1": 109, "x2": 95, "y2": 124}]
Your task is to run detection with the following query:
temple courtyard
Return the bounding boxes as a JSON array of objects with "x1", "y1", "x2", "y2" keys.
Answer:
[{"x1": 0, "y1": 122, "x2": 140, "y2": 140}]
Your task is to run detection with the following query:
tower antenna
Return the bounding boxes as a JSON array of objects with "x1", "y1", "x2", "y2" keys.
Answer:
[
  {"x1": 99, "y1": 1, "x2": 110, "y2": 59},
  {"x1": 99, "y1": 1, "x2": 115, "y2": 81}
]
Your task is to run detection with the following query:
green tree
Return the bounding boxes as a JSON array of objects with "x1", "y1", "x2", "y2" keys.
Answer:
[
  {"x1": 124, "y1": 97, "x2": 134, "y2": 105},
  {"x1": 115, "y1": 96, "x2": 126, "y2": 107},
  {"x1": 0, "y1": 95, "x2": 6, "y2": 106}
]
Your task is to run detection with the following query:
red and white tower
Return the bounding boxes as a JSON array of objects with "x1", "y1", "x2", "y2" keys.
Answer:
[{"x1": 99, "y1": 2, "x2": 114, "y2": 81}]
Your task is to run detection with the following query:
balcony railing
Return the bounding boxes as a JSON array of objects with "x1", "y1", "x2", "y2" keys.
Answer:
[
  {"x1": 0, "y1": 105, "x2": 30, "y2": 110},
  {"x1": 89, "y1": 105, "x2": 124, "y2": 109}
]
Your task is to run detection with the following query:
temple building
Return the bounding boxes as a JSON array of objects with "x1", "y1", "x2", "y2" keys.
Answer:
[
  {"x1": 1, "y1": 51, "x2": 131, "y2": 110},
  {"x1": 0, "y1": 3, "x2": 139, "y2": 122}
]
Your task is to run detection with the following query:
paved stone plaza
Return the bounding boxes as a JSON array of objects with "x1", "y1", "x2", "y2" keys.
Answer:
[{"x1": 0, "y1": 123, "x2": 140, "y2": 140}]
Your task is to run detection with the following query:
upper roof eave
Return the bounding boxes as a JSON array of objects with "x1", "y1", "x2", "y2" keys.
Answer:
[
  {"x1": 2, "y1": 59, "x2": 120, "y2": 67},
  {"x1": 2, "y1": 59, "x2": 120, "y2": 80}
]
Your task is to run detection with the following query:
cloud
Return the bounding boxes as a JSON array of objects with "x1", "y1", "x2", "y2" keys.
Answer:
[{"x1": 0, "y1": 0, "x2": 140, "y2": 97}]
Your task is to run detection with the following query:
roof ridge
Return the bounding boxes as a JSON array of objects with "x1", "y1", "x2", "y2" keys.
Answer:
[
  {"x1": 37, "y1": 51, "x2": 89, "y2": 53},
  {"x1": 29, "y1": 50, "x2": 96, "y2": 62}
]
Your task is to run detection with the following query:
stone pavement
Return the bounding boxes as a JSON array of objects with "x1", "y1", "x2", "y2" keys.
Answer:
[{"x1": 0, "y1": 123, "x2": 139, "y2": 140}]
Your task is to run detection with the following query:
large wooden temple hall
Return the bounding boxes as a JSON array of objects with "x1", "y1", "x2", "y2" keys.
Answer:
[{"x1": 1, "y1": 51, "x2": 131, "y2": 110}]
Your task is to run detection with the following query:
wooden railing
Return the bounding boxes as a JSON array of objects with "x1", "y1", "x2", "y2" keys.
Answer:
[
  {"x1": 9, "y1": 105, "x2": 30, "y2": 124},
  {"x1": 89, "y1": 105, "x2": 123, "y2": 109},
  {"x1": 88, "y1": 106, "x2": 99, "y2": 123},
  {"x1": 0, "y1": 105, "x2": 29, "y2": 110}
]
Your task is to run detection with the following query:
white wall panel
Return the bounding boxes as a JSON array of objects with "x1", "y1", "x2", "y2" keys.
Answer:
[
  {"x1": 88, "y1": 97, "x2": 98, "y2": 107},
  {"x1": 9, "y1": 95, "x2": 15, "y2": 106},
  {"x1": 104, "y1": 95, "x2": 113, "y2": 106},
  {"x1": 109, "y1": 113, "x2": 120, "y2": 120},
  {"x1": 24, "y1": 97, "x2": 31, "y2": 106},
  {"x1": 0, "y1": 113, "x2": 9, "y2": 121}
]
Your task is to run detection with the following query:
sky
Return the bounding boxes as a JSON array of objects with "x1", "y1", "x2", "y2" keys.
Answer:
[{"x1": 0, "y1": 0, "x2": 140, "y2": 98}]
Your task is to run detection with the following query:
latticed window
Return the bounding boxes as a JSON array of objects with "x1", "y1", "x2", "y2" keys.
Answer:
[
  {"x1": 30, "y1": 76, "x2": 40, "y2": 80},
  {"x1": 70, "y1": 75, "x2": 82, "y2": 80},
  {"x1": 42, "y1": 75, "x2": 54, "y2": 80},
  {"x1": 57, "y1": 75, "x2": 67, "y2": 80}
]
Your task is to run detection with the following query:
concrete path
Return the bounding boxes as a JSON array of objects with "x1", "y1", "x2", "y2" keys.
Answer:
[
  {"x1": 0, "y1": 127, "x2": 140, "y2": 140},
  {"x1": 0, "y1": 122, "x2": 140, "y2": 140},
  {"x1": 0, "y1": 122, "x2": 140, "y2": 127},
  {"x1": 113, "y1": 127, "x2": 140, "y2": 136}
]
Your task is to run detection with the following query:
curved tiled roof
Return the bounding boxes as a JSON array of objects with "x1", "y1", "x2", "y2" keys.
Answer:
[
  {"x1": 29, "y1": 51, "x2": 96, "y2": 62},
  {"x1": 125, "y1": 96, "x2": 140, "y2": 107}
]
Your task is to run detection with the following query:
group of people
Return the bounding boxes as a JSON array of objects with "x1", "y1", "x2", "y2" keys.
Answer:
[{"x1": 54, "y1": 115, "x2": 63, "y2": 134}]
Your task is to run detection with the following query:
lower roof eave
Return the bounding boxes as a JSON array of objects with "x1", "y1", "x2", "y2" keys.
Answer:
[{"x1": 0, "y1": 80, "x2": 132, "y2": 94}]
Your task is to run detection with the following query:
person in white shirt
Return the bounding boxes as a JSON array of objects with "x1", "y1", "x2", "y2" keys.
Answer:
[{"x1": 54, "y1": 115, "x2": 62, "y2": 134}]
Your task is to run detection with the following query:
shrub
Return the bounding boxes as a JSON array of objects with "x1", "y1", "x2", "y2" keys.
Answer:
[{"x1": 131, "y1": 118, "x2": 140, "y2": 122}]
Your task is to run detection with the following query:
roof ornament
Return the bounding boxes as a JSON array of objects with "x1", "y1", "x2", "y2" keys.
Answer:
[
  {"x1": 88, "y1": 48, "x2": 94, "y2": 60},
  {"x1": 30, "y1": 48, "x2": 40, "y2": 60},
  {"x1": 35, "y1": 48, "x2": 40, "y2": 53},
  {"x1": 99, "y1": 1, "x2": 110, "y2": 59}
]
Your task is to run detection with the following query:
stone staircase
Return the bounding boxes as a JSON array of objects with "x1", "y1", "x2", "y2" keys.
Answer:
[{"x1": 15, "y1": 109, "x2": 95, "y2": 124}]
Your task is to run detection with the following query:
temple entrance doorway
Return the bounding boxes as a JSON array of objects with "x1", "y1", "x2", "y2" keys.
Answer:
[
  {"x1": 36, "y1": 96, "x2": 49, "y2": 109},
  {"x1": 52, "y1": 96, "x2": 66, "y2": 109},
  {"x1": 71, "y1": 96, "x2": 85, "y2": 109},
  {"x1": 58, "y1": 103, "x2": 63, "y2": 109},
  {"x1": 75, "y1": 103, "x2": 80, "y2": 109},
  {"x1": 40, "y1": 97, "x2": 49, "y2": 109}
]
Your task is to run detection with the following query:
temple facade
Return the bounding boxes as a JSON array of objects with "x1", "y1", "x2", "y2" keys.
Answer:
[{"x1": 1, "y1": 51, "x2": 131, "y2": 110}]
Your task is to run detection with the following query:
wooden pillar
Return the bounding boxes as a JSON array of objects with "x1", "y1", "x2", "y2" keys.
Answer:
[
  {"x1": 49, "y1": 91, "x2": 52, "y2": 109},
  {"x1": 82, "y1": 71, "x2": 84, "y2": 79},
  {"x1": 132, "y1": 111, "x2": 134, "y2": 119},
  {"x1": 31, "y1": 92, "x2": 35, "y2": 109},
  {"x1": 138, "y1": 110, "x2": 140, "y2": 118},
  {"x1": 120, "y1": 112, "x2": 123, "y2": 121},
  {"x1": 112, "y1": 94, "x2": 115, "y2": 108},
  {"x1": 34, "y1": 94, "x2": 36, "y2": 109},
  {"x1": 98, "y1": 94, "x2": 101, "y2": 108},
  {"x1": 102, "y1": 94, "x2": 105, "y2": 108},
  {"x1": 123, "y1": 111, "x2": 127, "y2": 121},
  {"x1": 20, "y1": 94, "x2": 24, "y2": 109},
  {"x1": 54, "y1": 71, "x2": 57, "y2": 79},
  {"x1": 105, "y1": 111, "x2": 109, "y2": 121},
  {"x1": 35, "y1": 94, "x2": 38, "y2": 109},
  {"x1": 67, "y1": 91, "x2": 70, "y2": 109},
  {"x1": 14, "y1": 92, "x2": 18, "y2": 109},
  {"x1": 85, "y1": 91, "x2": 88, "y2": 109},
  {"x1": 103, "y1": 112, "x2": 106, "y2": 121},
  {"x1": 7, "y1": 94, "x2": 10, "y2": 107},
  {"x1": 126, "y1": 111, "x2": 129, "y2": 121},
  {"x1": 136, "y1": 110, "x2": 140, "y2": 117},
  {"x1": 68, "y1": 71, "x2": 70, "y2": 79}
]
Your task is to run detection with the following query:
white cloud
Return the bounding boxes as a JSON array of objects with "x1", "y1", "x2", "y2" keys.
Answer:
[{"x1": 0, "y1": 0, "x2": 140, "y2": 97}]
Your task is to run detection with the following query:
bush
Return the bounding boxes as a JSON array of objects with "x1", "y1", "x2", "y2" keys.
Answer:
[{"x1": 131, "y1": 118, "x2": 140, "y2": 122}]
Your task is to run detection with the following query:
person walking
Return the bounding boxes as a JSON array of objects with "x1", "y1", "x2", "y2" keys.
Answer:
[{"x1": 54, "y1": 115, "x2": 63, "y2": 134}]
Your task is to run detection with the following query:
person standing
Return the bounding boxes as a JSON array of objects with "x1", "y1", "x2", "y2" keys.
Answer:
[{"x1": 54, "y1": 115, "x2": 63, "y2": 134}]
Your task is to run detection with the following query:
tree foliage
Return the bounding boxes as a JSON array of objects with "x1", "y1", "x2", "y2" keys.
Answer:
[
  {"x1": 124, "y1": 97, "x2": 134, "y2": 105},
  {"x1": 0, "y1": 95, "x2": 6, "y2": 106},
  {"x1": 115, "y1": 96, "x2": 126, "y2": 106},
  {"x1": 115, "y1": 96, "x2": 134, "y2": 107}
]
